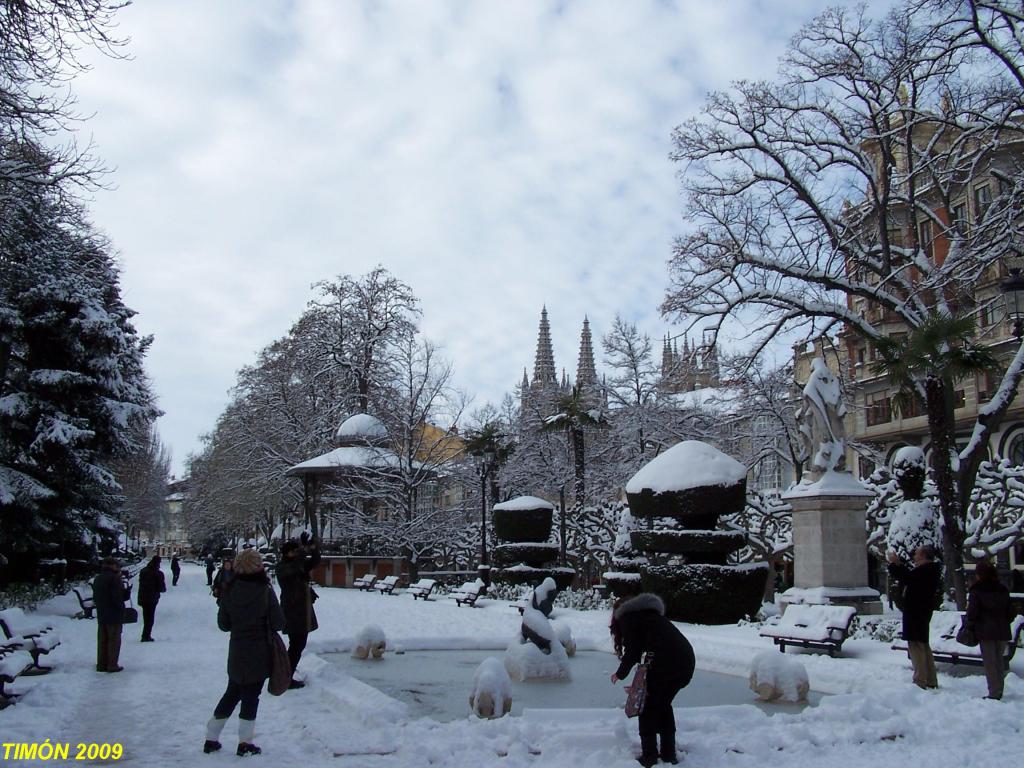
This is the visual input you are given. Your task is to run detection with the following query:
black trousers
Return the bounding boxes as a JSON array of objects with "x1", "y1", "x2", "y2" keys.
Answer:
[
  {"x1": 639, "y1": 674, "x2": 686, "y2": 758},
  {"x1": 287, "y1": 632, "x2": 308, "y2": 674},
  {"x1": 140, "y1": 603, "x2": 157, "y2": 639},
  {"x1": 214, "y1": 679, "x2": 264, "y2": 721},
  {"x1": 172, "y1": 571, "x2": 180, "y2": 586}
]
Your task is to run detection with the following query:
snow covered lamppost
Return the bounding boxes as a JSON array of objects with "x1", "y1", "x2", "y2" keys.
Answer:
[
  {"x1": 1000, "y1": 254, "x2": 1024, "y2": 339},
  {"x1": 480, "y1": 447, "x2": 496, "y2": 569}
]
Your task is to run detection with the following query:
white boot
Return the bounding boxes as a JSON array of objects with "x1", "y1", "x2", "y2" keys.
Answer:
[
  {"x1": 204, "y1": 717, "x2": 227, "y2": 753},
  {"x1": 237, "y1": 719, "x2": 260, "y2": 756}
]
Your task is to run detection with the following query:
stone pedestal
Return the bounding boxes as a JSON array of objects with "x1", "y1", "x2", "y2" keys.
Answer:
[{"x1": 782, "y1": 473, "x2": 882, "y2": 615}]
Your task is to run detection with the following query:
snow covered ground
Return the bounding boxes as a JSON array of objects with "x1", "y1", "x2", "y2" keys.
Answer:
[{"x1": 2, "y1": 563, "x2": 1021, "y2": 767}]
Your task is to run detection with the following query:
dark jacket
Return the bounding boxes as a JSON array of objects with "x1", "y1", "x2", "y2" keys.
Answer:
[
  {"x1": 218, "y1": 572, "x2": 286, "y2": 684},
  {"x1": 967, "y1": 579, "x2": 1013, "y2": 642},
  {"x1": 277, "y1": 549, "x2": 321, "y2": 635},
  {"x1": 205, "y1": 556, "x2": 216, "y2": 574},
  {"x1": 212, "y1": 567, "x2": 234, "y2": 599},
  {"x1": 888, "y1": 560, "x2": 942, "y2": 642},
  {"x1": 613, "y1": 593, "x2": 695, "y2": 686},
  {"x1": 137, "y1": 562, "x2": 167, "y2": 606},
  {"x1": 170, "y1": 557, "x2": 181, "y2": 574},
  {"x1": 93, "y1": 568, "x2": 126, "y2": 625}
]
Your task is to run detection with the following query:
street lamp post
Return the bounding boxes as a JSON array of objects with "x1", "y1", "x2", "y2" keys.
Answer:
[
  {"x1": 479, "y1": 448, "x2": 496, "y2": 567},
  {"x1": 1001, "y1": 259, "x2": 1024, "y2": 339}
]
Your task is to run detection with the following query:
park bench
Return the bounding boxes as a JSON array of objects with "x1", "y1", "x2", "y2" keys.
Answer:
[
  {"x1": 0, "y1": 647, "x2": 34, "y2": 707},
  {"x1": 375, "y1": 575, "x2": 403, "y2": 595},
  {"x1": 0, "y1": 608, "x2": 61, "y2": 674},
  {"x1": 407, "y1": 579, "x2": 437, "y2": 600},
  {"x1": 511, "y1": 588, "x2": 532, "y2": 614},
  {"x1": 759, "y1": 604, "x2": 857, "y2": 657},
  {"x1": 353, "y1": 574, "x2": 377, "y2": 591},
  {"x1": 892, "y1": 612, "x2": 1024, "y2": 667},
  {"x1": 72, "y1": 586, "x2": 95, "y2": 619},
  {"x1": 452, "y1": 580, "x2": 487, "y2": 608}
]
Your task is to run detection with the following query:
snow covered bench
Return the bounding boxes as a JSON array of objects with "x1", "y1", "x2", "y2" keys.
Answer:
[
  {"x1": 892, "y1": 612, "x2": 1024, "y2": 667},
  {"x1": 72, "y1": 586, "x2": 95, "y2": 619},
  {"x1": 452, "y1": 580, "x2": 487, "y2": 607},
  {"x1": 760, "y1": 604, "x2": 857, "y2": 656},
  {"x1": 353, "y1": 574, "x2": 377, "y2": 591},
  {"x1": 0, "y1": 608, "x2": 61, "y2": 674},
  {"x1": 0, "y1": 648, "x2": 34, "y2": 707},
  {"x1": 375, "y1": 575, "x2": 403, "y2": 595},
  {"x1": 407, "y1": 579, "x2": 437, "y2": 600}
]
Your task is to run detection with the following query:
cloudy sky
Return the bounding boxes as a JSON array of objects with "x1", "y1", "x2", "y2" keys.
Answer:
[{"x1": 71, "y1": 0, "x2": 868, "y2": 474}]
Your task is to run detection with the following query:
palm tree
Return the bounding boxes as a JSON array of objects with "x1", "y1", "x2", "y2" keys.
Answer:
[
  {"x1": 543, "y1": 385, "x2": 608, "y2": 508},
  {"x1": 873, "y1": 313, "x2": 998, "y2": 607}
]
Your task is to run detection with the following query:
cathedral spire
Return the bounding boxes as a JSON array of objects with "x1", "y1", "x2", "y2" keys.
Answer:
[
  {"x1": 577, "y1": 316, "x2": 598, "y2": 392},
  {"x1": 532, "y1": 306, "x2": 557, "y2": 385}
]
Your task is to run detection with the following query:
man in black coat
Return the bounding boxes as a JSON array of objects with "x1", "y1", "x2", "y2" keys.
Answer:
[
  {"x1": 93, "y1": 558, "x2": 126, "y2": 672},
  {"x1": 610, "y1": 593, "x2": 695, "y2": 766},
  {"x1": 137, "y1": 556, "x2": 167, "y2": 642},
  {"x1": 276, "y1": 534, "x2": 320, "y2": 689},
  {"x1": 170, "y1": 555, "x2": 181, "y2": 586},
  {"x1": 205, "y1": 554, "x2": 216, "y2": 586},
  {"x1": 888, "y1": 545, "x2": 942, "y2": 688},
  {"x1": 966, "y1": 560, "x2": 1014, "y2": 699}
]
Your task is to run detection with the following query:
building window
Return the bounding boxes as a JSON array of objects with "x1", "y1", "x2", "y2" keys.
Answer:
[
  {"x1": 979, "y1": 302, "x2": 998, "y2": 328},
  {"x1": 952, "y1": 202, "x2": 969, "y2": 235},
  {"x1": 857, "y1": 456, "x2": 876, "y2": 479},
  {"x1": 978, "y1": 370, "x2": 999, "y2": 404},
  {"x1": 954, "y1": 389, "x2": 966, "y2": 409},
  {"x1": 974, "y1": 184, "x2": 992, "y2": 223},
  {"x1": 918, "y1": 219, "x2": 934, "y2": 259},
  {"x1": 866, "y1": 392, "x2": 892, "y2": 426},
  {"x1": 1007, "y1": 433, "x2": 1024, "y2": 466}
]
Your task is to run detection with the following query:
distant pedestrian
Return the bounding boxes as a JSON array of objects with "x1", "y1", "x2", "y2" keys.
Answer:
[
  {"x1": 610, "y1": 593, "x2": 695, "y2": 767},
  {"x1": 277, "y1": 533, "x2": 320, "y2": 689},
  {"x1": 171, "y1": 555, "x2": 182, "y2": 586},
  {"x1": 203, "y1": 548, "x2": 285, "y2": 757},
  {"x1": 93, "y1": 558, "x2": 126, "y2": 673},
  {"x1": 966, "y1": 560, "x2": 1013, "y2": 700},
  {"x1": 212, "y1": 558, "x2": 234, "y2": 600},
  {"x1": 137, "y1": 556, "x2": 167, "y2": 642},
  {"x1": 205, "y1": 554, "x2": 216, "y2": 586},
  {"x1": 888, "y1": 545, "x2": 942, "y2": 689}
]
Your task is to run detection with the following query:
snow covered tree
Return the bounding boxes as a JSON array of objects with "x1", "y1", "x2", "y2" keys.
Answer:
[
  {"x1": 543, "y1": 384, "x2": 608, "y2": 508},
  {"x1": 107, "y1": 423, "x2": 171, "y2": 548},
  {"x1": 663, "y1": 2, "x2": 1024, "y2": 607}
]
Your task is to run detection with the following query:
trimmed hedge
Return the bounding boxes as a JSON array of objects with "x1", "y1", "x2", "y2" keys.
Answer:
[
  {"x1": 492, "y1": 542, "x2": 560, "y2": 568},
  {"x1": 630, "y1": 530, "x2": 745, "y2": 556},
  {"x1": 640, "y1": 563, "x2": 768, "y2": 625},
  {"x1": 602, "y1": 572, "x2": 642, "y2": 599},
  {"x1": 626, "y1": 479, "x2": 746, "y2": 526},
  {"x1": 492, "y1": 506, "x2": 554, "y2": 543}
]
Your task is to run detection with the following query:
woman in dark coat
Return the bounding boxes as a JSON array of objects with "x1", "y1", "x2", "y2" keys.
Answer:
[
  {"x1": 204, "y1": 548, "x2": 285, "y2": 757},
  {"x1": 610, "y1": 593, "x2": 695, "y2": 767},
  {"x1": 137, "y1": 556, "x2": 166, "y2": 642},
  {"x1": 966, "y1": 560, "x2": 1013, "y2": 700},
  {"x1": 276, "y1": 534, "x2": 320, "y2": 688}
]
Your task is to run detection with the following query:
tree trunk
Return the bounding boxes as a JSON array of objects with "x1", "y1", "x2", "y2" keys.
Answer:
[
  {"x1": 924, "y1": 376, "x2": 967, "y2": 609},
  {"x1": 571, "y1": 427, "x2": 585, "y2": 507}
]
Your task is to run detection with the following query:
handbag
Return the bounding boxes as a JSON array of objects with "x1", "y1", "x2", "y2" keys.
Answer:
[
  {"x1": 122, "y1": 579, "x2": 138, "y2": 623},
  {"x1": 265, "y1": 589, "x2": 291, "y2": 696},
  {"x1": 955, "y1": 617, "x2": 978, "y2": 647},
  {"x1": 624, "y1": 653, "x2": 652, "y2": 718}
]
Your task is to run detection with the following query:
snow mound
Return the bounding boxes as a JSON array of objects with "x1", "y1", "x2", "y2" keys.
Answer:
[
  {"x1": 625, "y1": 440, "x2": 746, "y2": 494},
  {"x1": 353, "y1": 624, "x2": 387, "y2": 660},
  {"x1": 551, "y1": 619, "x2": 576, "y2": 657},
  {"x1": 492, "y1": 495, "x2": 556, "y2": 511},
  {"x1": 893, "y1": 445, "x2": 926, "y2": 468},
  {"x1": 749, "y1": 650, "x2": 809, "y2": 702},
  {"x1": 504, "y1": 633, "x2": 570, "y2": 682},
  {"x1": 887, "y1": 499, "x2": 940, "y2": 560},
  {"x1": 469, "y1": 657, "x2": 513, "y2": 719}
]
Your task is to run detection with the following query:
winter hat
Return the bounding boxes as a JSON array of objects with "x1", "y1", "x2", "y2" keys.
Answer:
[{"x1": 233, "y1": 549, "x2": 264, "y2": 575}]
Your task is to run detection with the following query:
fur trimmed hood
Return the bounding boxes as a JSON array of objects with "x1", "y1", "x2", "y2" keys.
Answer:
[{"x1": 614, "y1": 592, "x2": 665, "y2": 620}]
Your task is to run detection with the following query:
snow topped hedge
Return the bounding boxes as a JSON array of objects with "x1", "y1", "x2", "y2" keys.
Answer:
[{"x1": 625, "y1": 440, "x2": 746, "y2": 494}]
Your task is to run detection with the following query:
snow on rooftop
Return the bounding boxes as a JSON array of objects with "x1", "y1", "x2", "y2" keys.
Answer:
[
  {"x1": 625, "y1": 440, "x2": 746, "y2": 494},
  {"x1": 492, "y1": 495, "x2": 556, "y2": 512},
  {"x1": 336, "y1": 413, "x2": 389, "y2": 441},
  {"x1": 287, "y1": 446, "x2": 415, "y2": 475}
]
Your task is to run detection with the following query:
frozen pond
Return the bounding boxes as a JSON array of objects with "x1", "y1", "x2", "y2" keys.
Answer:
[{"x1": 325, "y1": 650, "x2": 823, "y2": 721}]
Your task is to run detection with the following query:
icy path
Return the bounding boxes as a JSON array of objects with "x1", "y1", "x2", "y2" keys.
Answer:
[{"x1": 1, "y1": 564, "x2": 1021, "y2": 767}]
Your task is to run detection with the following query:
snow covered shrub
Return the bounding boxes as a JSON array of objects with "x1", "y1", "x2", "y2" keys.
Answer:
[
  {"x1": 848, "y1": 615, "x2": 901, "y2": 643},
  {"x1": 492, "y1": 542, "x2": 560, "y2": 567},
  {"x1": 0, "y1": 582, "x2": 62, "y2": 611},
  {"x1": 491, "y1": 501, "x2": 554, "y2": 543},
  {"x1": 552, "y1": 588, "x2": 613, "y2": 612},
  {"x1": 469, "y1": 657, "x2": 513, "y2": 719},
  {"x1": 749, "y1": 651, "x2": 809, "y2": 702},
  {"x1": 352, "y1": 624, "x2": 386, "y2": 660},
  {"x1": 642, "y1": 564, "x2": 767, "y2": 625}
]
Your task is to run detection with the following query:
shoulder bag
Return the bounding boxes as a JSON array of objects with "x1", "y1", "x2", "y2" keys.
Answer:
[
  {"x1": 265, "y1": 588, "x2": 291, "y2": 696},
  {"x1": 955, "y1": 616, "x2": 978, "y2": 647},
  {"x1": 624, "y1": 653, "x2": 653, "y2": 718},
  {"x1": 122, "y1": 577, "x2": 138, "y2": 624}
]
